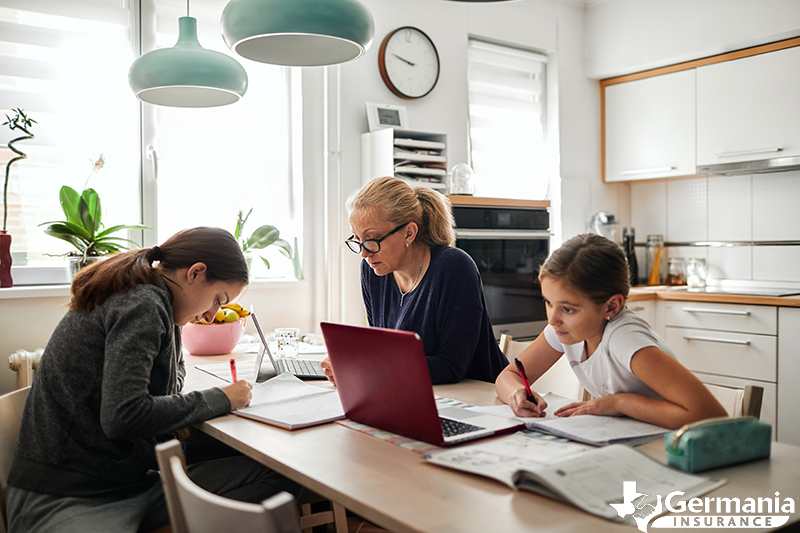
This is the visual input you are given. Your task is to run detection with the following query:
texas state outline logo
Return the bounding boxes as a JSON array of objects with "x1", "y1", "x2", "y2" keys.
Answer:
[{"x1": 609, "y1": 481, "x2": 795, "y2": 532}]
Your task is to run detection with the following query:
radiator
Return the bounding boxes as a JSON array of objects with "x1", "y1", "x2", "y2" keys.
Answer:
[{"x1": 8, "y1": 349, "x2": 43, "y2": 389}]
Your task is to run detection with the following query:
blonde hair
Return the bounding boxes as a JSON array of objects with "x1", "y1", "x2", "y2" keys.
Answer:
[
  {"x1": 346, "y1": 177, "x2": 455, "y2": 247},
  {"x1": 539, "y1": 233, "x2": 630, "y2": 305}
]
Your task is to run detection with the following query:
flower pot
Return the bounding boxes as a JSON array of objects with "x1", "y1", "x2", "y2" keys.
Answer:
[
  {"x1": 68, "y1": 255, "x2": 104, "y2": 279},
  {"x1": 0, "y1": 230, "x2": 12, "y2": 288}
]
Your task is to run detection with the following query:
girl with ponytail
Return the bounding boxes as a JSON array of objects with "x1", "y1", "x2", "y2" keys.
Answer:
[
  {"x1": 7, "y1": 227, "x2": 299, "y2": 533},
  {"x1": 321, "y1": 177, "x2": 508, "y2": 385}
]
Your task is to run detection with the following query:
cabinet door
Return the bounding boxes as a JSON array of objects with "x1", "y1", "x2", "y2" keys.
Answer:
[
  {"x1": 697, "y1": 46, "x2": 800, "y2": 166},
  {"x1": 605, "y1": 69, "x2": 696, "y2": 182},
  {"x1": 627, "y1": 300, "x2": 654, "y2": 327},
  {"x1": 778, "y1": 307, "x2": 800, "y2": 446}
]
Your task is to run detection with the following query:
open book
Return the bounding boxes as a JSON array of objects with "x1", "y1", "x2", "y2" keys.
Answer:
[
  {"x1": 424, "y1": 433, "x2": 726, "y2": 524},
  {"x1": 234, "y1": 373, "x2": 344, "y2": 430},
  {"x1": 470, "y1": 392, "x2": 670, "y2": 446}
]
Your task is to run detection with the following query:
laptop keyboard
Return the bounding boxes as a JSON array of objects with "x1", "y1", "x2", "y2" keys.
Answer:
[
  {"x1": 276, "y1": 358, "x2": 325, "y2": 376},
  {"x1": 440, "y1": 417, "x2": 485, "y2": 438}
]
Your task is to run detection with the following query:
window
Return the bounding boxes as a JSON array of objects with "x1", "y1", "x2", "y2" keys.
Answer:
[
  {"x1": 467, "y1": 39, "x2": 548, "y2": 200},
  {"x1": 0, "y1": 0, "x2": 301, "y2": 283}
]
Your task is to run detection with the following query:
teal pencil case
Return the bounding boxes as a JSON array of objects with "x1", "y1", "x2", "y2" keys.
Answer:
[{"x1": 665, "y1": 416, "x2": 771, "y2": 473}]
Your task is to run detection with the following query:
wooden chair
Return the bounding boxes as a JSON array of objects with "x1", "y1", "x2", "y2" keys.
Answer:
[
  {"x1": 0, "y1": 387, "x2": 30, "y2": 533},
  {"x1": 703, "y1": 383, "x2": 763, "y2": 419},
  {"x1": 155, "y1": 439, "x2": 301, "y2": 533},
  {"x1": 498, "y1": 335, "x2": 583, "y2": 401}
]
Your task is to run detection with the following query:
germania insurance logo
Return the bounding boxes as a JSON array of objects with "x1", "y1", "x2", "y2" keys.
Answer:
[{"x1": 610, "y1": 481, "x2": 795, "y2": 532}]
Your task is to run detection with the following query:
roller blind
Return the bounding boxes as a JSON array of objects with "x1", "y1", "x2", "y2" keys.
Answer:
[{"x1": 467, "y1": 39, "x2": 548, "y2": 200}]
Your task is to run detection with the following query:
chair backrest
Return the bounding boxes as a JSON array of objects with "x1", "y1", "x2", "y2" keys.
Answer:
[
  {"x1": 0, "y1": 387, "x2": 31, "y2": 533},
  {"x1": 498, "y1": 337, "x2": 583, "y2": 401},
  {"x1": 704, "y1": 383, "x2": 763, "y2": 419},
  {"x1": 155, "y1": 440, "x2": 301, "y2": 533}
]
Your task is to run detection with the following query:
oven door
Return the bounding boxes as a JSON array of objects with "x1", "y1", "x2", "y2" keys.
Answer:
[{"x1": 455, "y1": 230, "x2": 549, "y2": 341}]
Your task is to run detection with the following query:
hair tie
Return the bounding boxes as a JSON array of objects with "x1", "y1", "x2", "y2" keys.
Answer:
[{"x1": 151, "y1": 245, "x2": 164, "y2": 262}]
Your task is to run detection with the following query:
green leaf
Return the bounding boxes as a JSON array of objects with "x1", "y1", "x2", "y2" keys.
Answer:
[
  {"x1": 96, "y1": 224, "x2": 150, "y2": 239},
  {"x1": 258, "y1": 255, "x2": 271, "y2": 269},
  {"x1": 245, "y1": 225, "x2": 279, "y2": 251},
  {"x1": 81, "y1": 188, "x2": 101, "y2": 230},
  {"x1": 40, "y1": 220, "x2": 92, "y2": 242},
  {"x1": 273, "y1": 238, "x2": 293, "y2": 258},
  {"x1": 42, "y1": 224, "x2": 88, "y2": 251},
  {"x1": 58, "y1": 186, "x2": 83, "y2": 226}
]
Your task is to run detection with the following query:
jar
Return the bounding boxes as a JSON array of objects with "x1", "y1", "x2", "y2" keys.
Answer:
[
  {"x1": 686, "y1": 258, "x2": 708, "y2": 289},
  {"x1": 667, "y1": 257, "x2": 686, "y2": 286},
  {"x1": 645, "y1": 234, "x2": 667, "y2": 286}
]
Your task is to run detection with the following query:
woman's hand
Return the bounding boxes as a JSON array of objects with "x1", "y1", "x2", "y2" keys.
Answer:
[
  {"x1": 508, "y1": 388, "x2": 547, "y2": 418},
  {"x1": 555, "y1": 396, "x2": 622, "y2": 418},
  {"x1": 221, "y1": 380, "x2": 253, "y2": 410},
  {"x1": 320, "y1": 357, "x2": 336, "y2": 388}
]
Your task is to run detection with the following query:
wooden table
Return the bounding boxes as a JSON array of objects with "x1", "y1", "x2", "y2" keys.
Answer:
[{"x1": 184, "y1": 352, "x2": 800, "y2": 533}]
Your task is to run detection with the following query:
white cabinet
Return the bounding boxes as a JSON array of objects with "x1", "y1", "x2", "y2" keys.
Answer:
[
  {"x1": 664, "y1": 301, "x2": 777, "y2": 434},
  {"x1": 361, "y1": 129, "x2": 447, "y2": 192},
  {"x1": 627, "y1": 300, "x2": 654, "y2": 328},
  {"x1": 697, "y1": 45, "x2": 800, "y2": 166},
  {"x1": 777, "y1": 307, "x2": 800, "y2": 446},
  {"x1": 604, "y1": 69, "x2": 696, "y2": 182}
]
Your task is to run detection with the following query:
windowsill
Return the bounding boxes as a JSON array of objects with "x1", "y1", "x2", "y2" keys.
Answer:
[{"x1": 0, "y1": 278, "x2": 307, "y2": 300}]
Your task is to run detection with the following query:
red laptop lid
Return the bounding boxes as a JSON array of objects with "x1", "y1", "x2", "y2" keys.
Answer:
[{"x1": 320, "y1": 322, "x2": 445, "y2": 445}]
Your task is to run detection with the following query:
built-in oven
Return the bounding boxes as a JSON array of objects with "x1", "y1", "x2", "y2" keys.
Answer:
[{"x1": 452, "y1": 203, "x2": 550, "y2": 341}]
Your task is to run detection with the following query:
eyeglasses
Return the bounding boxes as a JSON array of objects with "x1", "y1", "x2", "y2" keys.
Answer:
[{"x1": 345, "y1": 224, "x2": 407, "y2": 254}]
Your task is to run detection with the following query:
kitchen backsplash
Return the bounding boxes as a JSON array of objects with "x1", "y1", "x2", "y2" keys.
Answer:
[{"x1": 630, "y1": 170, "x2": 800, "y2": 283}]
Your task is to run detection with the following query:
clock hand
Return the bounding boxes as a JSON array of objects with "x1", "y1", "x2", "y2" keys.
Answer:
[{"x1": 392, "y1": 53, "x2": 416, "y2": 66}]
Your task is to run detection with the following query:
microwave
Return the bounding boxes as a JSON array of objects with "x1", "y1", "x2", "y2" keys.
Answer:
[{"x1": 453, "y1": 205, "x2": 550, "y2": 341}]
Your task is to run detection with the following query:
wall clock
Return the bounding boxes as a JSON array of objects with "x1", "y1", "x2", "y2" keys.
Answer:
[{"x1": 378, "y1": 27, "x2": 440, "y2": 100}]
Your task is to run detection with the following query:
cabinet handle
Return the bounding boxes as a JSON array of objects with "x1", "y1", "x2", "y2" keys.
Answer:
[
  {"x1": 681, "y1": 306, "x2": 751, "y2": 316},
  {"x1": 621, "y1": 166, "x2": 674, "y2": 175},
  {"x1": 683, "y1": 335, "x2": 751, "y2": 346},
  {"x1": 715, "y1": 147, "x2": 782, "y2": 158},
  {"x1": 630, "y1": 305, "x2": 646, "y2": 311}
]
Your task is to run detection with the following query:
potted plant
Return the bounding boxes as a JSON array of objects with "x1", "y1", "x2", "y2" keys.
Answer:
[
  {"x1": 1, "y1": 108, "x2": 36, "y2": 288},
  {"x1": 40, "y1": 154, "x2": 149, "y2": 277},
  {"x1": 234, "y1": 208, "x2": 292, "y2": 274}
]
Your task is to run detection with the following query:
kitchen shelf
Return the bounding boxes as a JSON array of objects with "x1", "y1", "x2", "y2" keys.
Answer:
[{"x1": 362, "y1": 128, "x2": 447, "y2": 192}]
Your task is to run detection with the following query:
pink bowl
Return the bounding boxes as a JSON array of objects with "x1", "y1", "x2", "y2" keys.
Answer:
[{"x1": 182, "y1": 317, "x2": 246, "y2": 355}]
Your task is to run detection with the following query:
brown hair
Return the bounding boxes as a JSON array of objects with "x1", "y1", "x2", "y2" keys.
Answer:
[
  {"x1": 70, "y1": 227, "x2": 248, "y2": 313},
  {"x1": 539, "y1": 233, "x2": 630, "y2": 304},
  {"x1": 346, "y1": 177, "x2": 455, "y2": 247}
]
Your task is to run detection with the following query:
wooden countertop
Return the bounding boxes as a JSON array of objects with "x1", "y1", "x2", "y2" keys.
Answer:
[{"x1": 629, "y1": 286, "x2": 800, "y2": 307}]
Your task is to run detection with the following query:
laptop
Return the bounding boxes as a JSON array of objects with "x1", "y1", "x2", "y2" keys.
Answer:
[
  {"x1": 320, "y1": 322, "x2": 524, "y2": 446},
  {"x1": 251, "y1": 313, "x2": 327, "y2": 381}
]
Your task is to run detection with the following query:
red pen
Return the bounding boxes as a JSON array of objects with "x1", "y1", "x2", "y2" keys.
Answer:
[
  {"x1": 514, "y1": 358, "x2": 538, "y2": 405},
  {"x1": 229, "y1": 358, "x2": 238, "y2": 382}
]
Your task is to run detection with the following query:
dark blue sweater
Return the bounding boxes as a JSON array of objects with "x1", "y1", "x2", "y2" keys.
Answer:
[{"x1": 361, "y1": 245, "x2": 508, "y2": 384}]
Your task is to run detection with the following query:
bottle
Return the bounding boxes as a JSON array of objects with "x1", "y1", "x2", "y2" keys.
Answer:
[
  {"x1": 645, "y1": 234, "x2": 666, "y2": 286},
  {"x1": 667, "y1": 257, "x2": 686, "y2": 286},
  {"x1": 628, "y1": 228, "x2": 639, "y2": 286}
]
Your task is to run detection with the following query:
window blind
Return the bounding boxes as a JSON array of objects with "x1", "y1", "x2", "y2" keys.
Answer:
[{"x1": 467, "y1": 39, "x2": 548, "y2": 200}]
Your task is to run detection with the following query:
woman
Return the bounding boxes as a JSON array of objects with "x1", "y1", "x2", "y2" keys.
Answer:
[
  {"x1": 321, "y1": 177, "x2": 508, "y2": 385},
  {"x1": 6, "y1": 227, "x2": 299, "y2": 533},
  {"x1": 495, "y1": 233, "x2": 726, "y2": 429}
]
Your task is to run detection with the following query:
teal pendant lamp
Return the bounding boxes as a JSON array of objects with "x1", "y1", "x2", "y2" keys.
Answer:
[
  {"x1": 220, "y1": 0, "x2": 375, "y2": 67},
  {"x1": 129, "y1": 9, "x2": 248, "y2": 107}
]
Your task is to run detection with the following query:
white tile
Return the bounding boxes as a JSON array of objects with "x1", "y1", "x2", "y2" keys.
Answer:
[
  {"x1": 752, "y1": 246, "x2": 800, "y2": 282},
  {"x1": 753, "y1": 171, "x2": 800, "y2": 241},
  {"x1": 630, "y1": 180, "x2": 666, "y2": 239},
  {"x1": 708, "y1": 246, "x2": 752, "y2": 281},
  {"x1": 708, "y1": 175, "x2": 752, "y2": 241},
  {"x1": 667, "y1": 177, "x2": 707, "y2": 242}
]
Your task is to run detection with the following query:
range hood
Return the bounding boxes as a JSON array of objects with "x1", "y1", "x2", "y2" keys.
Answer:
[{"x1": 698, "y1": 155, "x2": 800, "y2": 176}]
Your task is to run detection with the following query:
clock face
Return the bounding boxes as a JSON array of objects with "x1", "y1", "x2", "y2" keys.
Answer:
[{"x1": 379, "y1": 27, "x2": 440, "y2": 99}]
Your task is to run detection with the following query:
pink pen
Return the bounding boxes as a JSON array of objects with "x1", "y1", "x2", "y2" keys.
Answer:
[{"x1": 229, "y1": 358, "x2": 238, "y2": 382}]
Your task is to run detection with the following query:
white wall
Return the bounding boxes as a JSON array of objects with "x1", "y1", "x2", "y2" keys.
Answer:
[{"x1": 585, "y1": 0, "x2": 800, "y2": 79}]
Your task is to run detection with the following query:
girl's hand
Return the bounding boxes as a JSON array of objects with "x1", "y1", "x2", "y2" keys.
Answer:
[
  {"x1": 508, "y1": 388, "x2": 547, "y2": 418},
  {"x1": 221, "y1": 380, "x2": 253, "y2": 410},
  {"x1": 555, "y1": 396, "x2": 621, "y2": 418},
  {"x1": 320, "y1": 357, "x2": 336, "y2": 388}
]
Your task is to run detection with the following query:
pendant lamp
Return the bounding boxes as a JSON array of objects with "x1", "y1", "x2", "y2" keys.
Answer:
[
  {"x1": 220, "y1": 0, "x2": 375, "y2": 67},
  {"x1": 129, "y1": 13, "x2": 248, "y2": 107}
]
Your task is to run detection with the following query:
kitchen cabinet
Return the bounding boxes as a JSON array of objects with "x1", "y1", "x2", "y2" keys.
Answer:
[
  {"x1": 697, "y1": 45, "x2": 800, "y2": 167},
  {"x1": 663, "y1": 301, "x2": 777, "y2": 433},
  {"x1": 777, "y1": 307, "x2": 800, "y2": 446},
  {"x1": 604, "y1": 69, "x2": 696, "y2": 182},
  {"x1": 627, "y1": 300, "x2": 654, "y2": 328}
]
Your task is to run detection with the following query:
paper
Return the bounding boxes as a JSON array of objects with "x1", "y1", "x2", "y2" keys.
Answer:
[
  {"x1": 235, "y1": 373, "x2": 344, "y2": 430},
  {"x1": 469, "y1": 392, "x2": 670, "y2": 446}
]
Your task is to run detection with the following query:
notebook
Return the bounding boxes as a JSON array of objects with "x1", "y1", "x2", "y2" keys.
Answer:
[
  {"x1": 320, "y1": 322, "x2": 524, "y2": 446},
  {"x1": 251, "y1": 313, "x2": 327, "y2": 381}
]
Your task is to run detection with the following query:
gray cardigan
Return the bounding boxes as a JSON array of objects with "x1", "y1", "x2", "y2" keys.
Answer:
[{"x1": 8, "y1": 282, "x2": 230, "y2": 497}]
